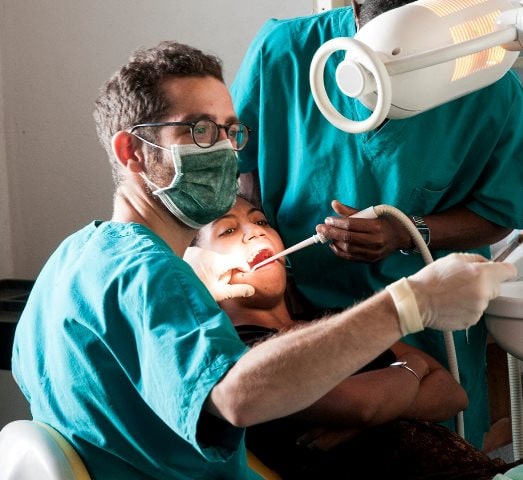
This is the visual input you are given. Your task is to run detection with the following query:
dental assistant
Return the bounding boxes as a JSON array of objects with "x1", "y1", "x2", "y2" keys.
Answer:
[
  {"x1": 11, "y1": 41, "x2": 516, "y2": 480},
  {"x1": 231, "y1": 0, "x2": 523, "y2": 447}
]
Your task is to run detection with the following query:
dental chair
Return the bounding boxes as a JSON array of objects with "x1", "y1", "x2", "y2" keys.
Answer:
[
  {"x1": 0, "y1": 419, "x2": 280, "y2": 479},
  {"x1": 0, "y1": 420, "x2": 91, "y2": 480},
  {"x1": 247, "y1": 450, "x2": 282, "y2": 479}
]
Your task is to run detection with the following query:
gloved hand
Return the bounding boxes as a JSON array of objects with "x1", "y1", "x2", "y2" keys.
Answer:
[
  {"x1": 406, "y1": 253, "x2": 517, "y2": 332},
  {"x1": 183, "y1": 246, "x2": 255, "y2": 302}
]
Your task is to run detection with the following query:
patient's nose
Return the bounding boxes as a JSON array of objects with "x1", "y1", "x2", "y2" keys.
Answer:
[{"x1": 243, "y1": 225, "x2": 266, "y2": 243}]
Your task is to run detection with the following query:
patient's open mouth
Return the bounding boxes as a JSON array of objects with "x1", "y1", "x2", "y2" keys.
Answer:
[{"x1": 248, "y1": 249, "x2": 274, "y2": 269}]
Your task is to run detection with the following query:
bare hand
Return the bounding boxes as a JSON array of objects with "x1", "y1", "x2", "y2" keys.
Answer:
[{"x1": 316, "y1": 200, "x2": 411, "y2": 262}]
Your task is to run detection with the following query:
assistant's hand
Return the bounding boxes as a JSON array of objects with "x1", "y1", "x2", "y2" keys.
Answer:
[
  {"x1": 183, "y1": 246, "x2": 255, "y2": 302},
  {"x1": 407, "y1": 253, "x2": 517, "y2": 332},
  {"x1": 316, "y1": 200, "x2": 411, "y2": 262}
]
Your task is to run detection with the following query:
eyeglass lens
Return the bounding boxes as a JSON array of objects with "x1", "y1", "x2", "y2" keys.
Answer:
[{"x1": 192, "y1": 120, "x2": 248, "y2": 150}]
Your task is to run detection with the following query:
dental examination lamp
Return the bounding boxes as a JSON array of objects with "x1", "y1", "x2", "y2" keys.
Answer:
[{"x1": 310, "y1": 0, "x2": 523, "y2": 133}]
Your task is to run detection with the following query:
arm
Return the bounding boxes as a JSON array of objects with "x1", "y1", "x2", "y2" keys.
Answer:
[
  {"x1": 205, "y1": 254, "x2": 515, "y2": 427},
  {"x1": 317, "y1": 201, "x2": 511, "y2": 263},
  {"x1": 293, "y1": 342, "x2": 469, "y2": 452},
  {"x1": 207, "y1": 289, "x2": 404, "y2": 427},
  {"x1": 288, "y1": 348, "x2": 429, "y2": 428},
  {"x1": 281, "y1": 340, "x2": 465, "y2": 429},
  {"x1": 390, "y1": 341, "x2": 468, "y2": 421}
]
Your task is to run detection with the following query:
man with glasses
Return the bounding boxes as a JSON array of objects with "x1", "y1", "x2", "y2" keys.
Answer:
[{"x1": 11, "y1": 40, "x2": 516, "y2": 479}]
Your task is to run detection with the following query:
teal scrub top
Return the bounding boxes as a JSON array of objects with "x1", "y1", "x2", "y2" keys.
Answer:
[
  {"x1": 12, "y1": 221, "x2": 261, "y2": 480},
  {"x1": 231, "y1": 8, "x2": 523, "y2": 448}
]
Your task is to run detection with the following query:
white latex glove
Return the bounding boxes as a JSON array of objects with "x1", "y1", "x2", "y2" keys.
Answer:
[
  {"x1": 405, "y1": 253, "x2": 517, "y2": 332},
  {"x1": 183, "y1": 246, "x2": 255, "y2": 302}
]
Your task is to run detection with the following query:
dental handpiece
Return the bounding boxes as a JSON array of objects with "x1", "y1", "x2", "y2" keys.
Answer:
[{"x1": 251, "y1": 233, "x2": 329, "y2": 271}]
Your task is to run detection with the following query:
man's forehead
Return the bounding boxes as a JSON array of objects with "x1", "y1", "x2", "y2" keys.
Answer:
[{"x1": 160, "y1": 77, "x2": 237, "y2": 123}]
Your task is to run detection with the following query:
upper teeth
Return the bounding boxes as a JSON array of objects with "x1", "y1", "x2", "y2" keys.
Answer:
[{"x1": 247, "y1": 250, "x2": 262, "y2": 263}]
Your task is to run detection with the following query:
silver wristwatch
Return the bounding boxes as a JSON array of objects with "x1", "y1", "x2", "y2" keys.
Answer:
[{"x1": 400, "y1": 215, "x2": 430, "y2": 255}]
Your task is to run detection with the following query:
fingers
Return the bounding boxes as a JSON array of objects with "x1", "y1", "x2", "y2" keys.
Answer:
[
  {"x1": 446, "y1": 252, "x2": 488, "y2": 263},
  {"x1": 492, "y1": 261, "x2": 518, "y2": 282},
  {"x1": 331, "y1": 199, "x2": 359, "y2": 217},
  {"x1": 478, "y1": 261, "x2": 517, "y2": 299},
  {"x1": 222, "y1": 284, "x2": 255, "y2": 300},
  {"x1": 437, "y1": 253, "x2": 517, "y2": 292},
  {"x1": 318, "y1": 218, "x2": 392, "y2": 262},
  {"x1": 216, "y1": 253, "x2": 251, "y2": 275}
]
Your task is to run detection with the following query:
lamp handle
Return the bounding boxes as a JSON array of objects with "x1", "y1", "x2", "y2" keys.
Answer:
[{"x1": 309, "y1": 37, "x2": 392, "y2": 133}]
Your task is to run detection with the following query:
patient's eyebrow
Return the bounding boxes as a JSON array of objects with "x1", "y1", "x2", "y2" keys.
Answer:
[
  {"x1": 212, "y1": 213, "x2": 237, "y2": 225},
  {"x1": 247, "y1": 208, "x2": 264, "y2": 216},
  {"x1": 211, "y1": 207, "x2": 265, "y2": 225}
]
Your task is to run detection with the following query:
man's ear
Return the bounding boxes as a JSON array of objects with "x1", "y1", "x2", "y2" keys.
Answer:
[{"x1": 111, "y1": 131, "x2": 145, "y2": 174}]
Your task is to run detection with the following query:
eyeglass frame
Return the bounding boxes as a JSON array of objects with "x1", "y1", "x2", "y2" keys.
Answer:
[{"x1": 129, "y1": 120, "x2": 252, "y2": 151}]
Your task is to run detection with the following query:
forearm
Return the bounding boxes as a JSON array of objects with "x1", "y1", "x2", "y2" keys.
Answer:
[
  {"x1": 391, "y1": 342, "x2": 468, "y2": 421},
  {"x1": 293, "y1": 366, "x2": 423, "y2": 428},
  {"x1": 207, "y1": 290, "x2": 402, "y2": 427},
  {"x1": 412, "y1": 206, "x2": 511, "y2": 251},
  {"x1": 401, "y1": 368, "x2": 468, "y2": 422}
]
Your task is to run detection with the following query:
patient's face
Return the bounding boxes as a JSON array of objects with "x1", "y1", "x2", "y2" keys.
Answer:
[{"x1": 197, "y1": 197, "x2": 287, "y2": 294}]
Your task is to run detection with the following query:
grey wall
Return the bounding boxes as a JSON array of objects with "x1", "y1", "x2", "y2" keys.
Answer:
[{"x1": 0, "y1": 0, "x2": 311, "y2": 280}]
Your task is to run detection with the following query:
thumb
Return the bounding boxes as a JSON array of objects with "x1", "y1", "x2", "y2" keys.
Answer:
[
  {"x1": 331, "y1": 199, "x2": 359, "y2": 217},
  {"x1": 218, "y1": 283, "x2": 256, "y2": 301}
]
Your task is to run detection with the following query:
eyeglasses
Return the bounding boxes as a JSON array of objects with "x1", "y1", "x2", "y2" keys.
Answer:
[{"x1": 129, "y1": 119, "x2": 252, "y2": 151}]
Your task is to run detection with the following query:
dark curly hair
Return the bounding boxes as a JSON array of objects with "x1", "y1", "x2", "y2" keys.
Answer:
[{"x1": 357, "y1": 0, "x2": 414, "y2": 28}]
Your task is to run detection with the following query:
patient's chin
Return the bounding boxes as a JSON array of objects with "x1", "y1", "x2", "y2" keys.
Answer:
[{"x1": 230, "y1": 268, "x2": 286, "y2": 299}]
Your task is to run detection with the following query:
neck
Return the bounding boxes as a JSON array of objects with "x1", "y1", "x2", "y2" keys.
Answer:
[
  {"x1": 111, "y1": 178, "x2": 196, "y2": 257},
  {"x1": 220, "y1": 295, "x2": 295, "y2": 331}
]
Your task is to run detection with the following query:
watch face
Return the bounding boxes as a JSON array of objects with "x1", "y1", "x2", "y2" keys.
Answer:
[{"x1": 411, "y1": 216, "x2": 430, "y2": 245}]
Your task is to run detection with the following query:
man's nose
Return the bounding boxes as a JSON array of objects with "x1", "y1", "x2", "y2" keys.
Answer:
[{"x1": 217, "y1": 125, "x2": 229, "y2": 141}]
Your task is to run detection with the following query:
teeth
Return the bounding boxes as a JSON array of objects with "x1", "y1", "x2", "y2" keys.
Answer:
[{"x1": 247, "y1": 250, "x2": 262, "y2": 263}]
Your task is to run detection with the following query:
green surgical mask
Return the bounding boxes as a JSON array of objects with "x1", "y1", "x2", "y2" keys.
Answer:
[{"x1": 141, "y1": 139, "x2": 239, "y2": 228}]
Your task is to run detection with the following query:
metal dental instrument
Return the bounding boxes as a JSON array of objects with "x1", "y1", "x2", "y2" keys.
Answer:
[{"x1": 251, "y1": 233, "x2": 329, "y2": 271}]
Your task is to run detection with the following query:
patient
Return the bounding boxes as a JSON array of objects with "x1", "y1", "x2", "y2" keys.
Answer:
[{"x1": 193, "y1": 196, "x2": 520, "y2": 479}]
